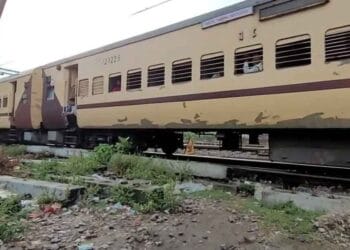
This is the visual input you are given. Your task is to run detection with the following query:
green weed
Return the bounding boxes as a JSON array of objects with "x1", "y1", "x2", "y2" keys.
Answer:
[
  {"x1": 245, "y1": 200, "x2": 323, "y2": 235},
  {"x1": 108, "y1": 153, "x2": 191, "y2": 185},
  {"x1": 0, "y1": 196, "x2": 25, "y2": 242},
  {"x1": 1, "y1": 145, "x2": 26, "y2": 157},
  {"x1": 186, "y1": 189, "x2": 233, "y2": 200}
]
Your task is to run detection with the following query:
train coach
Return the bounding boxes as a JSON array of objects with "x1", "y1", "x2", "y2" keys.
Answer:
[{"x1": 0, "y1": 0, "x2": 350, "y2": 166}]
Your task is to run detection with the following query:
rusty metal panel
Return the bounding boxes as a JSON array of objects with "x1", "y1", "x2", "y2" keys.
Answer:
[{"x1": 259, "y1": 0, "x2": 329, "y2": 21}]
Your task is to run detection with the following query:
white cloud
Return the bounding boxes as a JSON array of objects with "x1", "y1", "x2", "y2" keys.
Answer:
[{"x1": 0, "y1": 0, "x2": 241, "y2": 71}]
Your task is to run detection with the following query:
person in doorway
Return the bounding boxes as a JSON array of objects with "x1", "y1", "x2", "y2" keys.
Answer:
[{"x1": 63, "y1": 98, "x2": 77, "y2": 129}]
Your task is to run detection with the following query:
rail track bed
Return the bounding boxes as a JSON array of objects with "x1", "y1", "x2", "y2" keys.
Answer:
[{"x1": 144, "y1": 151, "x2": 350, "y2": 187}]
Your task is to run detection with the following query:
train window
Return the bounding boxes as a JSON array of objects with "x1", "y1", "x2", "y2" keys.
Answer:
[
  {"x1": 325, "y1": 26, "x2": 350, "y2": 62},
  {"x1": 78, "y1": 79, "x2": 89, "y2": 97},
  {"x1": 200, "y1": 52, "x2": 224, "y2": 80},
  {"x1": 109, "y1": 74, "x2": 122, "y2": 92},
  {"x1": 92, "y1": 76, "x2": 104, "y2": 95},
  {"x1": 172, "y1": 59, "x2": 192, "y2": 84},
  {"x1": 22, "y1": 84, "x2": 29, "y2": 104},
  {"x1": 45, "y1": 76, "x2": 55, "y2": 101},
  {"x1": 148, "y1": 64, "x2": 165, "y2": 87},
  {"x1": 276, "y1": 35, "x2": 311, "y2": 69},
  {"x1": 3, "y1": 97, "x2": 8, "y2": 108},
  {"x1": 234, "y1": 44, "x2": 263, "y2": 75},
  {"x1": 127, "y1": 69, "x2": 142, "y2": 90},
  {"x1": 0, "y1": 98, "x2": 2, "y2": 108}
]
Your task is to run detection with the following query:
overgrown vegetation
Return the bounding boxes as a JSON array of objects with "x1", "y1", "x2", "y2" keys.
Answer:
[
  {"x1": 0, "y1": 196, "x2": 26, "y2": 242},
  {"x1": 0, "y1": 145, "x2": 26, "y2": 157},
  {"x1": 108, "y1": 153, "x2": 191, "y2": 185},
  {"x1": 26, "y1": 156, "x2": 101, "y2": 181},
  {"x1": 36, "y1": 192, "x2": 58, "y2": 205},
  {"x1": 245, "y1": 200, "x2": 323, "y2": 235},
  {"x1": 109, "y1": 181, "x2": 179, "y2": 213}
]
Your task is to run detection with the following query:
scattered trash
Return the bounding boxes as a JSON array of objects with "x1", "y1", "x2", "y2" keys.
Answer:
[
  {"x1": 175, "y1": 182, "x2": 212, "y2": 194},
  {"x1": 42, "y1": 203, "x2": 62, "y2": 215},
  {"x1": 78, "y1": 243, "x2": 94, "y2": 250},
  {"x1": 21, "y1": 200, "x2": 36, "y2": 208},
  {"x1": 106, "y1": 202, "x2": 136, "y2": 216}
]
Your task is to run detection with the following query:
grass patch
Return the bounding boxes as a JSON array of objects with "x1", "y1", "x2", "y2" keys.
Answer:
[
  {"x1": 108, "y1": 153, "x2": 191, "y2": 185},
  {"x1": 26, "y1": 156, "x2": 101, "y2": 181},
  {"x1": 186, "y1": 189, "x2": 233, "y2": 201},
  {"x1": 0, "y1": 196, "x2": 26, "y2": 242},
  {"x1": 245, "y1": 200, "x2": 323, "y2": 235},
  {"x1": 1, "y1": 145, "x2": 26, "y2": 157}
]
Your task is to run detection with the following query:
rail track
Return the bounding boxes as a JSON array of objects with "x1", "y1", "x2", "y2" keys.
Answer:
[{"x1": 144, "y1": 151, "x2": 350, "y2": 187}]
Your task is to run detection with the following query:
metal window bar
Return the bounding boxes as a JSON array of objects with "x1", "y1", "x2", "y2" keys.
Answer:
[
  {"x1": 172, "y1": 61, "x2": 192, "y2": 83},
  {"x1": 127, "y1": 71, "x2": 142, "y2": 89},
  {"x1": 325, "y1": 35, "x2": 350, "y2": 44},
  {"x1": 200, "y1": 56, "x2": 224, "y2": 79},
  {"x1": 276, "y1": 39, "x2": 310, "y2": 48},
  {"x1": 326, "y1": 31, "x2": 350, "y2": 40}
]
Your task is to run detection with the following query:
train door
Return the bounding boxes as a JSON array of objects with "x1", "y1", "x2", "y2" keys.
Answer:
[
  {"x1": 66, "y1": 65, "x2": 78, "y2": 104},
  {"x1": 64, "y1": 65, "x2": 78, "y2": 129}
]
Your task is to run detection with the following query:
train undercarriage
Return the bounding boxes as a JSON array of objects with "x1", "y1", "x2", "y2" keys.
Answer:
[{"x1": 1, "y1": 127, "x2": 350, "y2": 168}]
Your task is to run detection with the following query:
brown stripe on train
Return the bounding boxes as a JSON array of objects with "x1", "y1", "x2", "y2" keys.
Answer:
[
  {"x1": 0, "y1": 113, "x2": 12, "y2": 117},
  {"x1": 78, "y1": 78, "x2": 350, "y2": 109}
]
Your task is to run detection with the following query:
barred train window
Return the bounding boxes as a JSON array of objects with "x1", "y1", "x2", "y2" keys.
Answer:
[
  {"x1": 200, "y1": 52, "x2": 224, "y2": 80},
  {"x1": 326, "y1": 26, "x2": 350, "y2": 62},
  {"x1": 127, "y1": 69, "x2": 142, "y2": 90},
  {"x1": 276, "y1": 35, "x2": 311, "y2": 69},
  {"x1": 92, "y1": 76, "x2": 104, "y2": 95},
  {"x1": 3, "y1": 97, "x2": 8, "y2": 108},
  {"x1": 172, "y1": 59, "x2": 192, "y2": 84},
  {"x1": 235, "y1": 44, "x2": 263, "y2": 75},
  {"x1": 78, "y1": 79, "x2": 89, "y2": 97},
  {"x1": 148, "y1": 64, "x2": 165, "y2": 87},
  {"x1": 109, "y1": 74, "x2": 121, "y2": 92}
]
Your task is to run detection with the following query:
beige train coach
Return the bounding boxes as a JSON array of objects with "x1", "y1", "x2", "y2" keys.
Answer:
[{"x1": 1, "y1": 0, "x2": 350, "y2": 166}]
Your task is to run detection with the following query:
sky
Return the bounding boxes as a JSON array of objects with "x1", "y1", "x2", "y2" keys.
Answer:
[{"x1": 0, "y1": 0, "x2": 242, "y2": 72}]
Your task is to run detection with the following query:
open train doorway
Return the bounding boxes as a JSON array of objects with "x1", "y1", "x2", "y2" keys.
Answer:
[{"x1": 64, "y1": 65, "x2": 78, "y2": 130}]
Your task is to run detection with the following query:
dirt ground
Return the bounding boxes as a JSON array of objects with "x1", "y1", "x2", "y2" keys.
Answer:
[{"x1": 3, "y1": 198, "x2": 338, "y2": 250}]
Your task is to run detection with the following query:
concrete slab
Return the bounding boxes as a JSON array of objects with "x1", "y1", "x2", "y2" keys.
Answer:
[
  {"x1": 154, "y1": 158, "x2": 228, "y2": 180},
  {"x1": 26, "y1": 145, "x2": 90, "y2": 158},
  {"x1": 255, "y1": 183, "x2": 350, "y2": 212},
  {"x1": 0, "y1": 176, "x2": 84, "y2": 202}
]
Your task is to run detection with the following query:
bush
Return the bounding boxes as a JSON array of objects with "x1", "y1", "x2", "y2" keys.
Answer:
[
  {"x1": 109, "y1": 181, "x2": 180, "y2": 213},
  {"x1": 93, "y1": 144, "x2": 115, "y2": 165},
  {"x1": 115, "y1": 137, "x2": 133, "y2": 154},
  {"x1": 1, "y1": 145, "x2": 26, "y2": 157},
  {"x1": 108, "y1": 154, "x2": 191, "y2": 185}
]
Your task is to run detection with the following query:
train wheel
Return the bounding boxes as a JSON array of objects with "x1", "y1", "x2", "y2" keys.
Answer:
[
  {"x1": 159, "y1": 132, "x2": 182, "y2": 155},
  {"x1": 161, "y1": 143, "x2": 178, "y2": 155}
]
